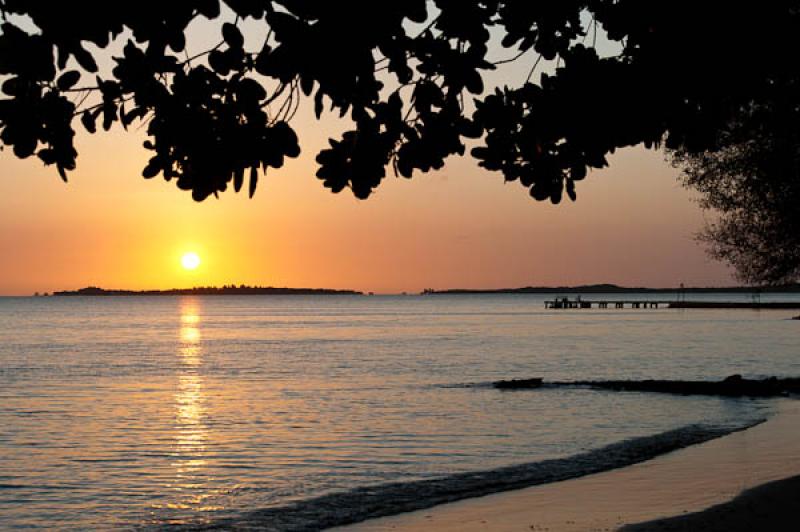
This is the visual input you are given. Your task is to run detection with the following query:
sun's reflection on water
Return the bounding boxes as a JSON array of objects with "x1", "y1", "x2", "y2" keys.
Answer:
[
  {"x1": 177, "y1": 298, "x2": 204, "y2": 437},
  {"x1": 164, "y1": 298, "x2": 222, "y2": 515}
]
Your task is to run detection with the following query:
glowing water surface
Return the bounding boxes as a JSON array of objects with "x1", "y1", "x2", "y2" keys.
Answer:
[{"x1": 0, "y1": 294, "x2": 797, "y2": 529}]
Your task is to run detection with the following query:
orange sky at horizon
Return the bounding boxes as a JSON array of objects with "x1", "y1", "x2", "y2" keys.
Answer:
[
  {"x1": 0, "y1": 15, "x2": 734, "y2": 296},
  {"x1": 0, "y1": 121, "x2": 732, "y2": 295}
]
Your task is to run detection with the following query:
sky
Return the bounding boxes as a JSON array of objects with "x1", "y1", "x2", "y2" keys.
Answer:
[{"x1": 0, "y1": 13, "x2": 734, "y2": 295}]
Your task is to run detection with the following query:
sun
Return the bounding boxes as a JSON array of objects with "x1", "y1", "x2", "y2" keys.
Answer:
[{"x1": 181, "y1": 252, "x2": 201, "y2": 271}]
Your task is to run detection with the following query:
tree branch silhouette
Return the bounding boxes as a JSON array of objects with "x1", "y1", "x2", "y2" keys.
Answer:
[{"x1": 1, "y1": 1, "x2": 799, "y2": 281}]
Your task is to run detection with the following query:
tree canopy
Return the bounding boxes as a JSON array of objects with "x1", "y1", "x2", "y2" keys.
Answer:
[
  {"x1": 671, "y1": 100, "x2": 800, "y2": 285},
  {"x1": 1, "y1": 1, "x2": 799, "y2": 281}
]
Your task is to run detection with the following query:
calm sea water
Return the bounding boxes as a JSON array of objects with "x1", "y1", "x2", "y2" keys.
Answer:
[{"x1": 0, "y1": 294, "x2": 798, "y2": 529}]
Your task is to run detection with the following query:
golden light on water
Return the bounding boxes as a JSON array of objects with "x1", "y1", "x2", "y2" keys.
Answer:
[
  {"x1": 169, "y1": 297, "x2": 217, "y2": 513},
  {"x1": 179, "y1": 302, "x2": 201, "y2": 363},
  {"x1": 176, "y1": 374, "x2": 206, "y2": 445},
  {"x1": 176, "y1": 299, "x2": 204, "y2": 437},
  {"x1": 180, "y1": 327, "x2": 201, "y2": 347}
]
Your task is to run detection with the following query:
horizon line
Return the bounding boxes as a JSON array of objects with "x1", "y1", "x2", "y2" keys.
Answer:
[{"x1": 5, "y1": 282, "x2": 799, "y2": 297}]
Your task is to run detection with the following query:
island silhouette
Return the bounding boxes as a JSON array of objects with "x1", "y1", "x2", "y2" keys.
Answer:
[
  {"x1": 47, "y1": 283, "x2": 800, "y2": 297},
  {"x1": 420, "y1": 283, "x2": 800, "y2": 295},
  {"x1": 53, "y1": 285, "x2": 362, "y2": 296}
]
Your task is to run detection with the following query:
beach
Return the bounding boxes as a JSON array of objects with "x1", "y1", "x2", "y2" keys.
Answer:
[
  {"x1": 622, "y1": 475, "x2": 800, "y2": 531},
  {"x1": 340, "y1": 398, "x2": 800, "y2": 531}
]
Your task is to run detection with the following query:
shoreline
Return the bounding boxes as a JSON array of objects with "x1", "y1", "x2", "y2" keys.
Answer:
[
  {"x1": 338, "y1": 399, "x2": 800, "y2": 531},
  {"x1": 197, "y1": 415, "x2": 764, "y2": 530}
]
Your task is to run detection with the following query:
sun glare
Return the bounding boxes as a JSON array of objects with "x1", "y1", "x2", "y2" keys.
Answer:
[{"x1": 181, "y1": 252, "x2": 201, "y2": 271}]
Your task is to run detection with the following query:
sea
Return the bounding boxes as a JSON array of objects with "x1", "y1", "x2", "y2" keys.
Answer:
[{"x1": 1, "y1": 293, "x2": 798, "y2": 530}]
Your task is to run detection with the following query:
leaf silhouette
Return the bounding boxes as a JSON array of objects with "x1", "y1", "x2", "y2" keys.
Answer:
[{"x1": 56, "y1": 71, "x2": 80, "y2": 91}]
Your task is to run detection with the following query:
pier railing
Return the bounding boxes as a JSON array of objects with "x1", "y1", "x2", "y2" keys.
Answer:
[
  {"x1": 545, "y1": 298, "x2": 671, "y2": 309},
  {"x1": 544, "y1": 298, "x2": 800, "y2": 310}
]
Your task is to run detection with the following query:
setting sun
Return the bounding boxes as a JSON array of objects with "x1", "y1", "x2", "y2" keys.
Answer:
[{"x1": 181, "y1": 252, "x2": 201, "y2": 271}]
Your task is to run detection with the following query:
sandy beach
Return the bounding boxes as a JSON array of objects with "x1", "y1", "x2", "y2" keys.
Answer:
[
  {"x1": 621, "y1": 474, "x2": 800, "y2": 531},
  {"x1": 338, "y1": 398, "x2": 800, "y2": 532}
]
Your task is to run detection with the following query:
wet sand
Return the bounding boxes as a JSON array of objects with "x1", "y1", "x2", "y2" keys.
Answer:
[{"x1": 338, "y1": 399, "x2": 800, "y2": 532}]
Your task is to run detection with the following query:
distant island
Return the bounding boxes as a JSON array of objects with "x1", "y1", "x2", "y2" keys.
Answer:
[
  {"x1": 420, "y1": 283, "x2": 800, "y2": 295},
  {"x1": 40, "y1": 282, "x2": 800, "y2": 297},
  {"x1": 52, "y1": 285, "x2": 362, "y2": 296}
]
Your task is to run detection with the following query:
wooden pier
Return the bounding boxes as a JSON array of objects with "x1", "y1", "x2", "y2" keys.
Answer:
[
  {"x1": 545, "y1": 298, "x2": 800, "y2": 309},
  {"x1": 669, "y1": 301, "x2": 800, "y2": 309},
  {"x1": 545, "y1": 298, "x2": 672, "y2": 309}
]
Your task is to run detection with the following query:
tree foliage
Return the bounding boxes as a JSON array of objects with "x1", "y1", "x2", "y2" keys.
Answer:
[
  {"x1": 2, "y1": 1, "x2": 797, "y2": 203},
  {"x1": 1, "y1": 2, "x2": 799, "y2": 282},
  {"x1": 671, "y1": 99, "x2": 800, "y2": 285}
]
